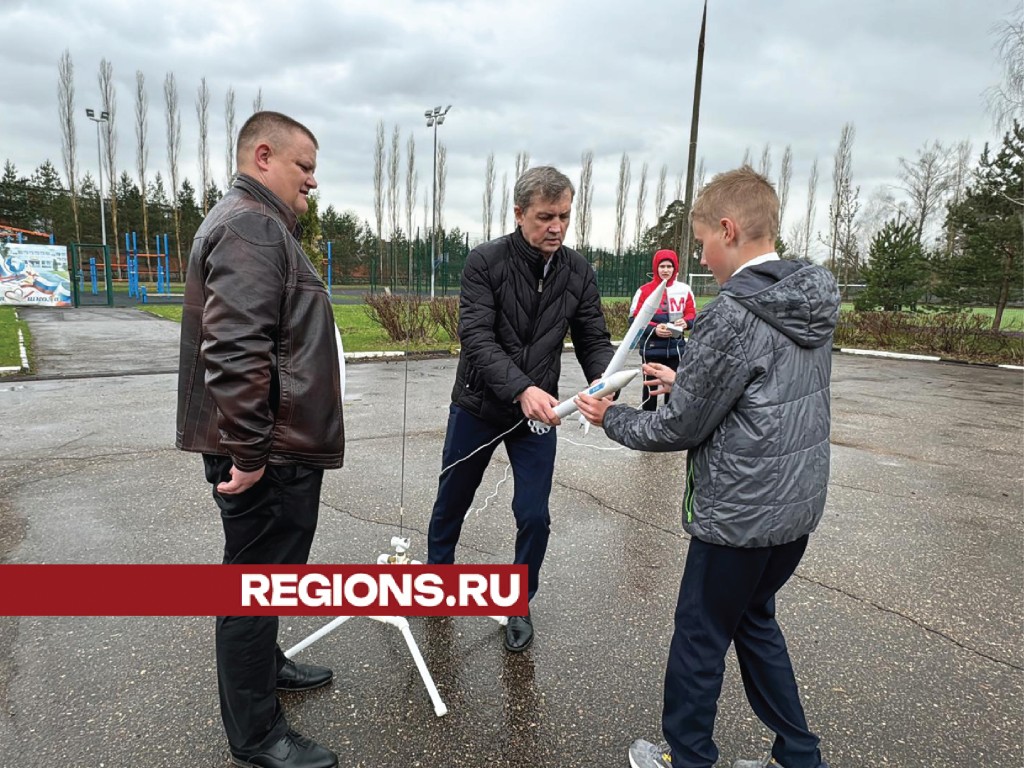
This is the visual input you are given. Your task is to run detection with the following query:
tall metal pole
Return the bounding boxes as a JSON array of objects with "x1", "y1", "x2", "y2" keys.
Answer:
[
  {"x1": 681, "y1": 0, "x2": 707, "y2": 283},
  {"x1": 430, "y1": 119, "x2": 438, "y2": 300},
  {"x1": 88, "y1": 111, "x2": 109, "y2": 247}
]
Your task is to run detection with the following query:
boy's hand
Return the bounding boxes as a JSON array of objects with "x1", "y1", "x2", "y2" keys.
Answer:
[
  {"x1": 642, "y1": 362, "x2": 676, "y2": 397},
  {"x1": 516, "y1": 385, "x2": 561, "y2": 425},
  {"x1": 576, "y1": 392, "x2": 613, "y2": 427},
  {"x1": 654, "y1": 323, "x2": 673, "y2": 338}
]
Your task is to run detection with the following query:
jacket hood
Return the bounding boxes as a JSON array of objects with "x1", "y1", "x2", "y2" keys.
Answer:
[
  {"x1": 651, "y1": 249, "x2": 679, "y2": 282},
  {"x1": 635, "y1": 249, "x2": 679, "y2": 309},
  {"x1": 720, "y1": 259, "x2": 839, "y2": 348}
]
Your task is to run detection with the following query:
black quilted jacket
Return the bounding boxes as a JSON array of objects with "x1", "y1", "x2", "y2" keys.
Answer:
[{"x1": 452, "y1": 229, "x2": 615, "y2": 427}]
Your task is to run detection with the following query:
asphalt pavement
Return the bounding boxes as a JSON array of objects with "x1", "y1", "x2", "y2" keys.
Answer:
[{"x1": 0, "y1": 306, "x2": 1021, "y2": 768}]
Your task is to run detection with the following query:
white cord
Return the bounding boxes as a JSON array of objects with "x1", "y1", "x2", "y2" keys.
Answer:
[
  {"x1": 438, "y1": 419, "x2": 524, "y2": 477},
  {"x1": 467, "y1": 463, "x2": 512, "y2": 517},
  {"x1": 559, "y1": 436, "x2": 627, "y2": 451}
]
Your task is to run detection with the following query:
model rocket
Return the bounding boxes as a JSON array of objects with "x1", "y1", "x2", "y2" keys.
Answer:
[
  {"x1": 603, "y1": 278, "x2": 667, "y2": 379},
  {"x1": 573, "y1": 278, "x2": 668, "y2": 432},
  {"x1": 552, "y1": 369, "x2": 640, "y2": 420}
]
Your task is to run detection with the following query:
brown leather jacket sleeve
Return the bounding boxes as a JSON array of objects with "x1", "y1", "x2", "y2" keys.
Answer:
[{"x1": 200, "y1": 212, "x2": 288, "y2": 471}]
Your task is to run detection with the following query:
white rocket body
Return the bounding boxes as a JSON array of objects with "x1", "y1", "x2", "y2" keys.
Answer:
[
  {"x1": 573, "y1": 279, "x2": 667, "y2": 433},
  {"x1": 601, "y1": 279, "x2": 667, "y2": 380},
  {"x1": 552, "y1": 369, "x2": 639, "y2": 419}
]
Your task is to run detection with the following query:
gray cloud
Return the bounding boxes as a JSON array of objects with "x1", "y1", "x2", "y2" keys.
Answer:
[{"x1": 0, "y1": 0, "x2": 1014, "y2": 252}]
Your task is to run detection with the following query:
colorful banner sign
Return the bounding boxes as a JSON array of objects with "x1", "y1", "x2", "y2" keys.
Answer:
[{"x1": 0, "y1": 243, "x2": 72, "y2": 307}]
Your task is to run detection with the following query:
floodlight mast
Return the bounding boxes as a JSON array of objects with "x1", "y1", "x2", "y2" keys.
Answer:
[
  {"x1": 425, "y1": 105, "x2": 453, "y2": 298},
  {"x1": 86, "y1": 108, "x2": 110, "y2": 247}
]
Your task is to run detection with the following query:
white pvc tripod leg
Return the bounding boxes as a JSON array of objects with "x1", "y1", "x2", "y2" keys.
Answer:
[
  {"x1": 284, "y1": 616, "x2": 353, "y2": 658},
  {"x1": 283, "y1": 614, "x2": 448, "y2": 717},
  {"x1": 370, "y1": 616, "x2": 448, "y2": 716}
]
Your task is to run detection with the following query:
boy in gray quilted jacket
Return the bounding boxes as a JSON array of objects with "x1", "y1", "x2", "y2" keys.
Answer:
[{"x1": 578, "y1": 166, "x2": 838, "y2": 768}]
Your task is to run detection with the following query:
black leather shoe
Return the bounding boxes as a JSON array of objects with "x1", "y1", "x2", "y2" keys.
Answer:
[
  {"x1": 276, "y1": 658, "x2": 333, "y2": 691},
  {"x1": 504, "y1": 613, "x2": 534, "y2": 652},
  {"x1": 230, "y1": 729, "x2": 338, "y2": 768}
]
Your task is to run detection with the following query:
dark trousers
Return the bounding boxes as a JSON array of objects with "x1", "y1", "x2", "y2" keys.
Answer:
[
  {"x1": 427, "y1": 404, "x2": 556, "y2": 600},
  {"x1": 203, "y1": 454, "x2": 325, "y2": 755},
  {"x1": 640, "y1": 354, "x2": 680, "y2": 412},
  {"x1": 663, "y1": 536, "x2": 823, "y2": 768}
]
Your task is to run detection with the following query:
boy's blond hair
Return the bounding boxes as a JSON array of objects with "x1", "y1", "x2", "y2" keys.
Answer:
[{"x1": 690, "y1": 165, "x2": 779, "y2": 243}]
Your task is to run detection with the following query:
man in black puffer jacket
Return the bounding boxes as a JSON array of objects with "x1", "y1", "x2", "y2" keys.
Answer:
[{"x1": 427, "y1": 166, "x2": 614, "y2": 653}]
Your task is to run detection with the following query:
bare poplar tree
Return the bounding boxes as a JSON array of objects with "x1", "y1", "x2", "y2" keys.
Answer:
[
  {"x1": 98, "y1": 58, "x2": 119, "y2": 257},
  {"x1": 897, "y1": 140, "x2": 953, "y2": 245},
  {"x1": 164, "y1": 72, "x2": 183, "y2": 266},
  {"x1": 827, "y1": 123, "x2": 855, "y2": 272},
  {"x1": 405, "y1": 133, "x2": 417, "y2": 276},
  {"x1": 514, "y1": 151, "x2": 530, "y2": 181},
  {"x1": 634, "y1": 161, "x2": 649, "y2": 248},
  {"x1": 985, "y1": 4, "x2": 1024, "y2": 130},
  {"x1": 759, "y1": 143, "x2": 772, "y2": 179},
  {"x1": 134, "y1": 71, "x2": 150, "y2": 249},
  {"x1": 252, "y1": 88, "x2": 263, "y2": 113},
  {"x1": 482, "y1": 152, "x2": 495, "y2": 240},
  {"x1": 387, "y1": 124, "x2": 400, "y2": 240},
  {"x1": 196, "y1": 77, "x2": 211, "y2": 215},
  {"x1": 945, "y1": 140, "x2": 974, "y2": 258},
  {"x1": 437, "y1": 143, "x2": 448, "y2": 233},
  {"x1": 224, "y1": 86, "x2": 236, "y2": 188},
  {"x1": 675, "y1": 167, "x2": 685, "y2": 202},
  {"x1": 696, "y1": 157, "x2": 706, "y2": 196},
  {"x1": 787, "y1": 221, "x2": 806, "y2": 261},
  {"x1": 373, "y1": 120, "x2": 384, "y2": 277},
  {"x1": 655, "y1": 164, "x2": 668, "y2": 220},
  {"x1": 423, "y1": 188, "x2": 429, "y2": 244},
  {"x1": 614, "y1": 152, "x2": 631, "y2": 255},
  {"x1": 802, "y1": 157, "x2": 818, "y2": 261},
  {"x1": 500, "y1": 172, "x2": 510, "y2": 233},
  {"x1": 575, "y1": 150, "x2": 594, "y2": 251},
  {"x1": 777, "y1": 145, "x2": 793, "y2": 234},
  {"x1": 834, "y1": 179, "x2": 862, "y2": 292},
  {"x1": 741, "y1": 147, "x2": 752, "y2": 167},
  {"x1": 57, "y1": 49, "x2": 81, "y2": 241}
]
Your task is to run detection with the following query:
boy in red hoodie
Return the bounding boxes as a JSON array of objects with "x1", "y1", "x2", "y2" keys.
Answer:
[{"x1": 628, "y1": 249, "x2": 696, "y2": 410}]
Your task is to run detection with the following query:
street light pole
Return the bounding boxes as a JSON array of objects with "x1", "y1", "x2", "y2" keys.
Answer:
[
  {"x1": 424, "y1": 105, "x2": 451, "y2": 299},
  {"x1": 85, "y1": 108, "x2": 109, "y2": 247}
]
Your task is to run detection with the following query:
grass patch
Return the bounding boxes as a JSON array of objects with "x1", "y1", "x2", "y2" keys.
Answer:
[
  {"x1": 138, "y1": 305, "x2": 183, "y2": 322},
  {"x1": 0, "y1": 307, "x2": 30, "y2": 371},
  {"x1": 333, "y1": 304, "x2": 456, "y2": 353},
  {"x1": 137, "y1": 303, "x2": 454, "y2": 353},
  {"x1": 137, "y1": 299, "x2": 1023, "y2": 363}
]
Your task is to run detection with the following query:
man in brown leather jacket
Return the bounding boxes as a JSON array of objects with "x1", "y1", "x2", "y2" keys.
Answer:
[{"x1": 177, "y1": 111, "x2": 344, "y2": 768}]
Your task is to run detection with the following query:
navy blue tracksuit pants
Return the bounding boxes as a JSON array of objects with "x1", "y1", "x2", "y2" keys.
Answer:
[
  {"x1": 427, "y1": 404, "x2": 556, "y2": 601},
  {"x1": 664, "y1": 535, "x2": 824, "y2": 768}
]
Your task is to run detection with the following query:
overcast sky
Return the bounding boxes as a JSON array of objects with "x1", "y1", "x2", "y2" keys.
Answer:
[{"x1": 0, "y1": 0, "x2": 1015, "y2": 256}]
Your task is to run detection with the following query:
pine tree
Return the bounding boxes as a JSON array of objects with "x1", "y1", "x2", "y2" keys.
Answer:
[
  {"x1": 298, "y1": 192, "x2": 325, "y2": 278},
  {"x1": 858, "y1": 218, "x2": 928, "y2": 311},
  {"x1": 941, "y1": 121, "x2": 1023, "y2": 329}
]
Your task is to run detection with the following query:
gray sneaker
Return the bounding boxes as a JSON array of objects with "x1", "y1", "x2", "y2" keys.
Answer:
[{"x1": 628, "y1": 739, "x2": 672, "y2": 768}]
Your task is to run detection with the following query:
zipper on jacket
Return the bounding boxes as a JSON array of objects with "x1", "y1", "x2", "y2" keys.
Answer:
[{"x1": 537, "y1": 277, "x2": 544, "y2": 293}]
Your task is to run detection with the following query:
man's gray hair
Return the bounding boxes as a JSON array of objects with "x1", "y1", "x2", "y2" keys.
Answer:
[{"x1": 514, "y1": 166, "x2": 575, "y2": 211}]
